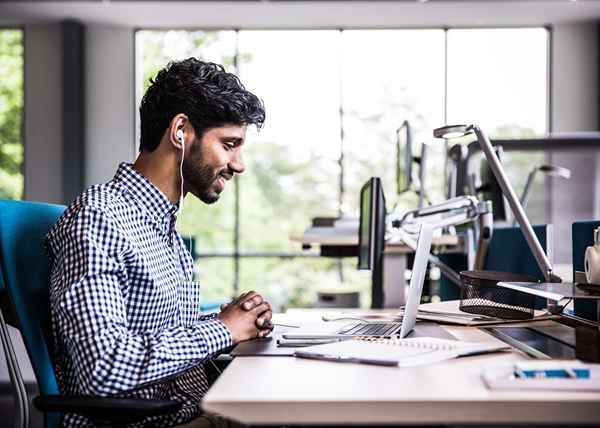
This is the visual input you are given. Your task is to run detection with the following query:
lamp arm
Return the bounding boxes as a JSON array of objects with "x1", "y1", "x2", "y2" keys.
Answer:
[{"x1": 469, "y1": 125, "x2": 560, "y2": 282}]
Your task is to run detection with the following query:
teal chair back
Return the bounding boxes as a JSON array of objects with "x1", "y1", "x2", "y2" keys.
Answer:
[
  {"x1": 440, "y1": 225, "x2": 550, "y2": 308},
  {"x1": 182, "y1": 235, "x2": 228, "y2": 312},
  {"x1": 572, "y1": 221, "x2": 600, "y2": 321},
  {"x1": 0, "y1": 200, "x2": 66, "y2": 427},
  {"x1": 484, "y1": 225, "x2": 550, "y2": 280}
]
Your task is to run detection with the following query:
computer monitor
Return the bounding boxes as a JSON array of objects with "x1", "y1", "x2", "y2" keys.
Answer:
[
  {"x1": 417, "y1": 143, "x2": 428, "y2": 208},
  {"x1": 396, "y1": 121, "x2": 413, "y2": 195},
  {"x1": 478, "y1": 146, "x2": 508, "y2": 222},
  {"x1": 445, "y1": 143, "x2": 469, "y2": 199},
  {"x1": 358, "y1": 177, "x2": 386, "y2": 271}
]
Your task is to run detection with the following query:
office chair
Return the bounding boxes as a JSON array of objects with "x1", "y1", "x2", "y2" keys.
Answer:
[
  {"x1": 0, "y1": 200, "x2": 181, "y2": 428},
  {"x1": 439, "y1": 224, "x2": 551, "y2": 309},
  {"x1": 572, "y1": 221, "x2": 600, "y2": 322}
]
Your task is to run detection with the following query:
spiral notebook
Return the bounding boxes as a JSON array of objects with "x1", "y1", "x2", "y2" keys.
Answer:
[{"x1": 294, "y1": 337, "x2": 510, "y2": 367}]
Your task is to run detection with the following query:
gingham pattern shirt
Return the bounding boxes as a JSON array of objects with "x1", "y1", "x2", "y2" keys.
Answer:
[{"x1": 46, "y1": 163, "x2": 232, "y2": 427}]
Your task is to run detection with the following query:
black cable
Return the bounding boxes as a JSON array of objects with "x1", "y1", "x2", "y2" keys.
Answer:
[{"x1": 557, "y1": 298, "x2": 573, "y2": 315}]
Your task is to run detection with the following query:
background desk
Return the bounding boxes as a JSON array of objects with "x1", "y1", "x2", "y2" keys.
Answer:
[
  {"x1": 291, "y1": 226, "x2": 460, "y2": 308},
  {"x1": 203, "y1": 319, "x2": 600, "y2": 426}
]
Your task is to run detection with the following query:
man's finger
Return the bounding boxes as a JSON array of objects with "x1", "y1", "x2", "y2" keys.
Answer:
[
  {"x1": 258, "y1": 328, "x2": 271, "y2": 338},
  {"x1": 256, "y1": 310, "x2": 273, "y2": 328},
  {"x1": 241, "y1": 294, "x2": 263, "y2": 310},
  {"x1": 254, "y1": 301, "x2": 272, "y2": 317},
  {"x1": 250, "y1": 301, "x2": 270, "y2": 317}
]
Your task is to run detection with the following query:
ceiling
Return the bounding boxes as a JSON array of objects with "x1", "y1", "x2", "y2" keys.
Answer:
[{"x1": 1, "y1": 1, "x2": 599, "y2": 28}]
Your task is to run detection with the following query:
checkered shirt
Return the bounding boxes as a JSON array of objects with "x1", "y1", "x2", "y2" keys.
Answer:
[{"x1": 46, "y1": 163, "x2": 232, "y2": 427}]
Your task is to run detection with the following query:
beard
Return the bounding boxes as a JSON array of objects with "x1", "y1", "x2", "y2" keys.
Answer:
[{"x1": 181, "y1": 140, "x2": 227, "y2": 204}]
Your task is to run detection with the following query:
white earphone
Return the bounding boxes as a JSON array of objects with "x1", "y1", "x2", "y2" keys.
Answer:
[
  {"x1": 175, "y1": 128, "x2": 194, "y2": 270},
  {"x1": 176, "y1": 129, "x2": 185, "y2": 212}
]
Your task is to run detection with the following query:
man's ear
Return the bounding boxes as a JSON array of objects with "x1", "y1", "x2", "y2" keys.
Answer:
[{"x1": 168, "y1": 113, "x2": 189, "y2": 150}]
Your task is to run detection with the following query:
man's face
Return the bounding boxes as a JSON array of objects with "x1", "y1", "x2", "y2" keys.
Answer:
[{"x1": 182, "y1": 124, "x2": 247, "y2": 204}]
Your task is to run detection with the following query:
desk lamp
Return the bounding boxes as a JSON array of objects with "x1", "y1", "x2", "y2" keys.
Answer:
[
  {"x1": 514, "y1": 164, "x2": 571, "y2": 226},
  {"x1": 433, "y1": 124, "x2": 562, "y2": 283}
]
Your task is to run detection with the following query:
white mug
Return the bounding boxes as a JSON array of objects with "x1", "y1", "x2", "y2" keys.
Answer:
[{"x1": 584, "y1": 227, "x2": 600, "y2": 285}]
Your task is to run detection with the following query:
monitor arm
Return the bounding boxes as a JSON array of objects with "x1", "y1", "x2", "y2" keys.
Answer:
[{"x1": 390, "y1": 196, "x2": 494, "y2": 287}]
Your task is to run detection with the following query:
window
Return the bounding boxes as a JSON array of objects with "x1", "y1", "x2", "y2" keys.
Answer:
[
  {"x1": 341, "y1": 30, "x2": 446, "y2": 211},
  {"x1": 136, "y1": 28, "x2": 549, "y2": 308},
  {"x1": 447, "y1": 28, "x2": 549, "y2": 223},
  {"x1": 0, "y1": 29, "x2": 24, "y2": 200}
]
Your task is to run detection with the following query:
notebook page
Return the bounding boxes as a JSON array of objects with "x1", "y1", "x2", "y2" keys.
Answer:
[
  {"x1": 361, "y1": 337, "x2": 510, "y2": 357},
  {"x1": 294, "y1": 338, "x2": 459, "y2": 367}
]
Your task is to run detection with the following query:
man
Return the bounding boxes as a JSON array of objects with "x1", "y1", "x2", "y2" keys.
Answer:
[{"x1": 46, "y1": 58, "x2": 270, "y2": 427}]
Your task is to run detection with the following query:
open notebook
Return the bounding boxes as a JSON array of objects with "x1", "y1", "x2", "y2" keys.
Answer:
[{"x1": 294, "y1": 337, "x2": 510, "y2": 367}]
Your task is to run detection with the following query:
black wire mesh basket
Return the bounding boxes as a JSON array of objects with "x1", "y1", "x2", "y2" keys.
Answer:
[{"x1": 459, "y1": 270, "x2": 538, "y2": 320}]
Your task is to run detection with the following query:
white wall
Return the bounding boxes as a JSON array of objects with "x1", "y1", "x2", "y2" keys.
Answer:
[
  {"x1": 552, "y1": 23, "x2": 599, "y2": 133},
  {"x1": 550, "y1": 23, "x2": 599, "y2": 264},
  {"x1": 24, "y1": 24, "x2": 63, "y2": 204},
  {"x1": 85, "y1": 25, "x2": 136, "y2": 187}
]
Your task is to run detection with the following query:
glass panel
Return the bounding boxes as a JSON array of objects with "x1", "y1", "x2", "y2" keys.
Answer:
[
  {"x1": 341, "y1": 30, "x2": 446, "y2": 212},
  {"x1": 195, "y1": 257, "x2": 235, "y2": 302},
  {"x1": 448, "y1": 28, "x2": 549, "y2": 223},
  {"x1": 237, "y1": 30, "x2": 341, "y2": 252},
  {"x1": 135, "y1": 30, "x2": 238, "y2": 252},
  {"x1": 135, "y1": 28, "x2": 550, "y2": 308},
  {"x1": 239, "y1": 257, "x2": 372, "y2": 311},
  {"x1": 502, "y1": 151, "x2": 548, "y2": 224},
  {"x1": 136, "y1": 30, "x2": 237, "y2": 92},
  {"x1": 0, "y1": 29, "x2": 24, "y2": 200},
  {"x1": 447, "y1": 28, "x2": 548, "y2": 137},
  {"x1": 472, "y1": 150, "x2": 548, "y2": 224}
]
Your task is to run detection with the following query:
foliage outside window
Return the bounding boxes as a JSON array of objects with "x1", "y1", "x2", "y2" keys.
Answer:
[
  {"x1": 0, "y1": 29, "x2": 24, "y2": 200},
  {"x1": 136, "y1": 28, "x2": 548, "y2": 309}
]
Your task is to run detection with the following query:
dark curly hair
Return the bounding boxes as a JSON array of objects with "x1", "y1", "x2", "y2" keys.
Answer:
[{"x1": 139, "y1": 58, "x2": 265, "y2": 152}]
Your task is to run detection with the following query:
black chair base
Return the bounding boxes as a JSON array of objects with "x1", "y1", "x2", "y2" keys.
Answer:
[{"x1": 33, "y1": 394, "x2": 182, "y2": 425}]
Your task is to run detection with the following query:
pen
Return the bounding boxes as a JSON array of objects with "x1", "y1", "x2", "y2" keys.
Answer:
[
  {"x1": 277, "y1": 338, "x2": 347, "y2": 347},
  {"x1": 294, "y1": 351, "x2": 398, "y2": 367},
  {"x1": 262, "y1": 321, "x2": 300, "y2": 329}
]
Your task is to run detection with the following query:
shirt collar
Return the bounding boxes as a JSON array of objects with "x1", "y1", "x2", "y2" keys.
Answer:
[{"x1": 114, "y1": 163, "x2": 179, "y2": 233}]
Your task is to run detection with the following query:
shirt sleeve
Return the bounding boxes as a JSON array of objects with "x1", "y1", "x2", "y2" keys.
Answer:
[{"x1": 49, "y1": 206, "x2": 232, "y2": 396}]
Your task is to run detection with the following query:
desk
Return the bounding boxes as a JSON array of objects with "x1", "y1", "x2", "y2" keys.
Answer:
[
  {"x1": 291, "y1": 225, "x2": 460, "y2": 308},
  {"x1": 291, "y1": 226, "x2": 460, "y2": 250},
  {"x1": 203, "y1": 319, "x2": 600, "y2": 426}
]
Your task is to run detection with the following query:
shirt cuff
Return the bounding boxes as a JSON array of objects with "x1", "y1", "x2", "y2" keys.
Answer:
[
  {"x1": 197, "y1": 318, "x2": 233, "y2": 356},
  {"x1": 199, "y1": 312, "x2": 219, "y2": 321}
]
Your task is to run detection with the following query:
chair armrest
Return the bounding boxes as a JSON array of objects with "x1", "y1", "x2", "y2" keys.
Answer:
[{"x1": 33, "y1": 394, "x2": 182, "y2": 424}]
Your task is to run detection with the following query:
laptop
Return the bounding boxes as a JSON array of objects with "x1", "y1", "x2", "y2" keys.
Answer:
[{"x1": 283, "y1": 223, "x2": 434, "y2": 340}]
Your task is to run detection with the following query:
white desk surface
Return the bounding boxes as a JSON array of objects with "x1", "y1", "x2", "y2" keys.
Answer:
[
  {"x1": 202, "y1": 316, "x2": 600, "y2": 426},
  {"x1": 291, "y1": 226, "x2": 459, "y2": 250}
]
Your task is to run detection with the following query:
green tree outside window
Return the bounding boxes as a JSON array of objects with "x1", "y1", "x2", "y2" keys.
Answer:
[{"x1": 0, "y1": 29, "x2": 24, "y2": 200}]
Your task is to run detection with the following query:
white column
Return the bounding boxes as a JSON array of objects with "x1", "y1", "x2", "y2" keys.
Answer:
[
  {"x1": 85, "y1": 24, "x2": 136, "y2": 187},
  {"x1": 550, "y1": 23, "x2": 600, "y2": 264},
  {"x1": 24, "y1": 24, "x2": 63, "y2": 203}
]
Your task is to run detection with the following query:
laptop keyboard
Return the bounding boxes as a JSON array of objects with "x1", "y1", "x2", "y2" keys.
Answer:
[{"x1": 338, "y1": 322, "x2": 403, "y2": 337}]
